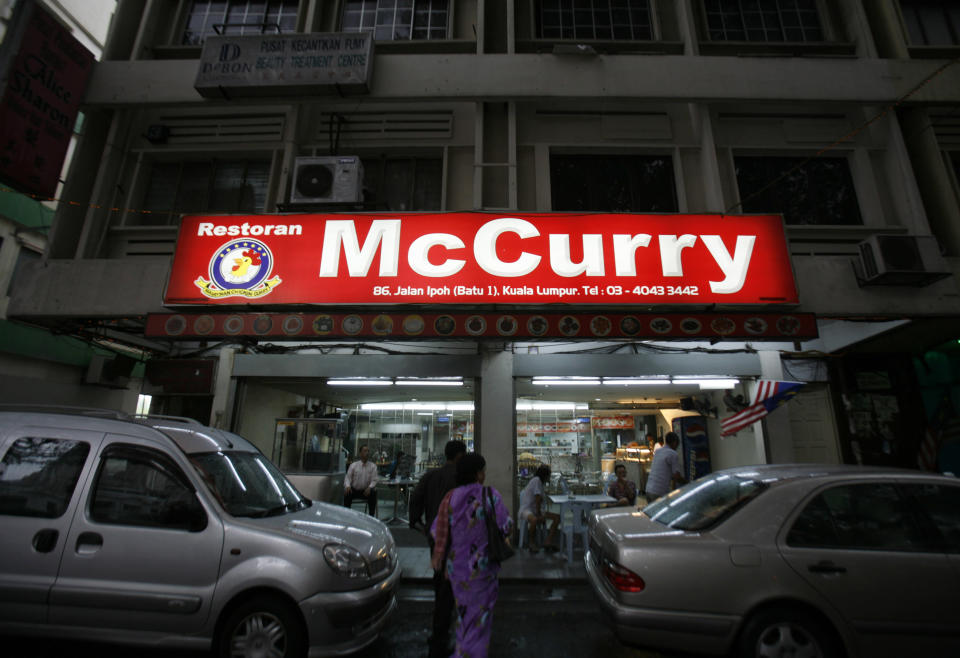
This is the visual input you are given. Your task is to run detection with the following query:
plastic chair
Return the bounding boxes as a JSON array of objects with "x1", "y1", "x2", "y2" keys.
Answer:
[{"x1": 517, "y1": 517, "x2": 545, "y2": 549}]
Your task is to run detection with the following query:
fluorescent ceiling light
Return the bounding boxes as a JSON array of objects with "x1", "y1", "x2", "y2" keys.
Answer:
[
  {"x1": 446, "y1": 403, "x2": 475, "y2": 411},
  {"x1": 396, "y1": 379, "x2": 463, "y2": 386},
  {"x1": 360, "y1": 403, "x2": 405, "y2": 410},
  {"x1": 532, "y1": 402, "x2": 577, "y2": 410},
  {"x1": 672, "y1": 378, "x2": 738, "y2": 389},
  {"x1": 602, "y1": 378, "x2": 669, "y2": 386},
  {"x1": 328, "y1": 379, "x2": 393, "y2": 386},
  {"x1": 416, "y1": 412, "x2": 433, "y2": 416},
  {"x1": 532, "y1": 379, "x2": 601, "y2": 386}
]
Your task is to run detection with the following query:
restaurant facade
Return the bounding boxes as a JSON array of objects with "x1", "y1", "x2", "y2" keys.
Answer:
[{"x1": 5, "y1": 0, "x2": 960, "y2": 508}]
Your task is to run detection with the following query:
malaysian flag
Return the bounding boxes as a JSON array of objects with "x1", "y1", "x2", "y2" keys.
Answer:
[{"x1": 721, "y1": 380, "x2": 805, "y2": 437}]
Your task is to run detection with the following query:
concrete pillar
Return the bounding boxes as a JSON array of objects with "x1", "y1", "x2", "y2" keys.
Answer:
[
  {"x1": 477, "y1": 348, "x2": 515, "y2": 512},
  {"x1": 759, "y1": 350, "x2": 793, "y2": 463},
  {"x1": 210, "y1": 346, "x2": 236, "y2": 429}
]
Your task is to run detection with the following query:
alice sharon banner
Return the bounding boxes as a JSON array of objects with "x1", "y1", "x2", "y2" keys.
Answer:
[{"x1": 163, "y1": 212, "x2": 798, "y2": 306}]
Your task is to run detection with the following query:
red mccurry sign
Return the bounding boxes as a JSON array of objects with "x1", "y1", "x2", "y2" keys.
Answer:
[{"x1": 164, "y1": 213, "x2": 798, "y2": 305}]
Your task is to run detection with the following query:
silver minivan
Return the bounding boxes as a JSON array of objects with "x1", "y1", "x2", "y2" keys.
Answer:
[{"x1": 0, "y1": 408, "x2": 400, "y2": 657}]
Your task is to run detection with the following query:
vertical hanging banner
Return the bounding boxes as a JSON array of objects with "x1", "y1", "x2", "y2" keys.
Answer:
[
  {"x1": 0, "y1": 0, "x2": 95, "y2": 198},
  {"x1": 164, "y1": 212, "x2": 799, "y2": 306}
]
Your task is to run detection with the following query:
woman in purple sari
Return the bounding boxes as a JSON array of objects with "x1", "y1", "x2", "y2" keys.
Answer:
[{"x1": 431, "y1": 453, "x2": 513, "y2": 658}]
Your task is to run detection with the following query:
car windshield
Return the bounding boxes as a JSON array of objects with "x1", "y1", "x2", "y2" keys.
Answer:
[
  {"x1": 190, "y1": 451, "x2": 310, "y2": 518},
  {"x1": 643, "y1": 473, "x2": 767, "y2": 531}
]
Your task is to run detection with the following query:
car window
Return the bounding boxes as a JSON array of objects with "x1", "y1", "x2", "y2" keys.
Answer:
[
  {"x1": 901, "y1": 482, "x2": 960, "y2": 553},
  {"x1": 643, "y1": 473, "x2": 766, "y2": 531},
  {"x1": 787, "y1": 483, "x2": 928, "y2": 551},
  {"x1": 0, "y1": 437, "x2": 90, "y2": 518},
  {"x1": 190, "y1": 451, "x2": 309, "y2": 518},
  {"x1": 90, "y1": 444, "x2": 207, "y2": 532}
]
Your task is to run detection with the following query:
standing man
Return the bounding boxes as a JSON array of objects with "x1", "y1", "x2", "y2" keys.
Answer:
[
  {"x1": 408, "y1": 439, "x2": 466, "y2": 658},
  {"x1": 644, "y1": 432, "x2": 686, "y2": 503},
  {"x1": 343, "y1": 444, "x2": 379, "y2": 516}
]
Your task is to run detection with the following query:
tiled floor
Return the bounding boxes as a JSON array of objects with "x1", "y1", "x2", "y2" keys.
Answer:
[{"x1": 390, "y1": 526, "x2": 588, "y2": 583}]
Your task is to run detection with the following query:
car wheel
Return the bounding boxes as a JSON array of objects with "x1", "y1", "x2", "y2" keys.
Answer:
[
  {"x1": 736, "y1": 606, "x2": 843, "y2": 658},
  {"x1": 218, "y1": 594, "x2": 307, "y2": 658}
]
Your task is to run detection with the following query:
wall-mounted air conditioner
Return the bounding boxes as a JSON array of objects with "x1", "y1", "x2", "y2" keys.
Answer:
[
  {"x1": 85, "y1": 354, "x2": 136, "y2": 389},
  {"x1": 289, "y1": 156, "x2": 363, "y2": 204},
  {"x1": 856, "y1": 235, "x2": 952, "y2": 287}
]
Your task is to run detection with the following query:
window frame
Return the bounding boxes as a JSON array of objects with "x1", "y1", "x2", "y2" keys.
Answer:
[
  {"x1": 179, "y1": 0, "x2": 302, "y2": 46},
  {"x1": 695, "y1": 0, "x2": 854, "y2": 56},
  {"x1": 897, "y1": 0, "x2": 960, "y2": 55},
  {"x1": 358, "y1": 152, "x2": 446, "y2": 212},
  {"x1": 729, "y1": 149, "x2": 866, "y2": 228},
  {"x1": 340, "y1": 0, "x2": 453, "y2": 42}
]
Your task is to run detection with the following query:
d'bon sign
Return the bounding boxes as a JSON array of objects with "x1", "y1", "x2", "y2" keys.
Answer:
[{"x1": 164, "y1": 213, "x2": 798, "y2": 305}]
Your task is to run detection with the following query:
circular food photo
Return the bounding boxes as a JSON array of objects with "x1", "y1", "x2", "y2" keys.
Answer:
[
  {"x1": 342, "y1": 314, "x2": 364, "y2": 335},
  {"x1": 710, "y1": 317, "x2": 736, "y2": 336},
  {"x1": 372, "y1": 314, "x2": 393, "y2": 335},
  {"x1": 434, "y1": 315, "x2": 456, "y2": 336},
  {"x1": 252, "y1": 315, "x2": 273, "y2": 335},
  {"x1": 165, "y1": 315, "x2": 186, "y2": 336},
  {"x1": 194, "y1": 315, "x2": 215, "y2": 335},
  {"x1": 465, "y1": 315, "x2": 487, "y2": 336},
  {"x1": 497, "y1": 316, "x2": 518, "y2": 336},
  {"x1": 680, "y1": 318, "x2": 702, "y2": 334},
  {"x1": 402, "y1": 315, "x2": 425, "y2": 335},
  {"x1": 649, "y1": 317, "x2": 672, "y2": 334},
  {"x1": 313, "y1": 314, "x2": 334, "y2": 335},
  {"x1": 527, "y1": 315, "x2": 548, "y2": 337},
  {"x1": 559, "y1": 316, "x2": 581, "y2": 337},
  {"x1": 590, "y1": 316, "x2": 612, "y2": 337},
  {"x1": 282, "y1": 315, "x2": 304, "y2": 335},
  {"x1": 777, "y1": 316, "x2": 801, "y2": 336},
  {"x1": 620, "y1": 316, "x2": 641, "y2": 336},
  {"x1": 223, "y1": 315, "x2": 245, "y2": 335},
  {"x1": 744, "y1": 317, "x2": 768, "y2": 335}
]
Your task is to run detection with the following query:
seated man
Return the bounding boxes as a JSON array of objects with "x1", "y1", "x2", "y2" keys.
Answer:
[
  {"x1": 607, "y1": 463, "x2": 637, "y2": 507},
  {"x1": 518, "y1": 465, "x2": 560, "y2": 552},
  {"x1": 343, "y1": 445, "x2": 378, "y2": 516}
]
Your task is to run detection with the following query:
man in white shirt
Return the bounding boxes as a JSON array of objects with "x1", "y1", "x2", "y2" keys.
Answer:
[
  {"x1": 644, "y1": 432, "x2": 686, "y2": 503},
  {"x1": 344, "y1": 445, "x2": 379, "y2": 516},
  {"x1": 518, "y1": 465, "x2": 560, "y2": 552}
]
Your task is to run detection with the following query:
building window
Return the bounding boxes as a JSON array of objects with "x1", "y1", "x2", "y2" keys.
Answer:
[
  {"x1": 342, "y1": 0, "x2": 449, "y2": 41},
  {"x1": 361, "y1": 156, "x2": 442, "y2": 211},
  {"x1": 734, "y1": 155, "x2": 862, "y2": 226},
  {"x1": 536, "y1": 0, "x2": 653, "y2": 40},
  {"x1": 901, "y1": 1, "x2": 960, "y2": 46},
  {"x1": 136, "y1": 159, "x2": 270, "y2": 226},
  {"x1": 703, "y1": 0, "x2": 823, "y2": 42},
  {"x1": 182, "y1": 0, "x2": 299, "y2": 45},
  {"x1": 550, "y1": 154, "x2": 678, "y2": 212}
]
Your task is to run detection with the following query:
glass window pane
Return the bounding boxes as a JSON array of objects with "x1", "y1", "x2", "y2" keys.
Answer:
[
  {"x1": 176, "y1": 163, "x2": 212, "y2": 214},
  {"x1": 903, "y1": 483, "x2": 960, "y2": 552},
  {"x1": 90, "y1": 446, "x2": 205, "y2": 531},
  {"x1": 211, "y1": 162, "x2": 245, "y2": 211},
  {"x1": 734, "y1": 156, "x2": 862, "y2": 226},
  {"x1": 550, "y1": 154, "x2": 678, "y2": 212},
  {"x1": 0, "y1": 438, "x2": 90, "y2": 518}
]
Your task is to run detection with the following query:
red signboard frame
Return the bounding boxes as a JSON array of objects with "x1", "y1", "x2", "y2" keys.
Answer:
[{"x1": 163, "y1": 212, "x2": 798, "y2": 306}]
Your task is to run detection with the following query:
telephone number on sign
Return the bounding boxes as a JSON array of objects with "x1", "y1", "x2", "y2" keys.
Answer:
[{"x1": 617, "y1": 285, "x2": 700, "y2": 296}]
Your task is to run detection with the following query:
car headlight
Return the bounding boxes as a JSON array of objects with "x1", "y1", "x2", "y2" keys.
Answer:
[{"x1": 323, "y1": 543, "x2": 370, "y2": 578}]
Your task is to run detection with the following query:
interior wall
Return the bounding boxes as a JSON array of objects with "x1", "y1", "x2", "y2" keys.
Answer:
[{"x1": 234, "y1": 381, "x2": 305, "y2": 457}]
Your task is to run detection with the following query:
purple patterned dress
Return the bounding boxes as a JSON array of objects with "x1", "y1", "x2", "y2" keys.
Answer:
[{"x1": 431, "y1": 482, "x2": 513, "y2": 658}]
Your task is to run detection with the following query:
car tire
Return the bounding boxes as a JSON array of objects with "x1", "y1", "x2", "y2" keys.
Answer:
[
  {"x1": 217, "y1": 594, "x2": 307, "y2": 658},
  {"x1": 735, "y1": 605, "x2": 843, "y2": 658}
]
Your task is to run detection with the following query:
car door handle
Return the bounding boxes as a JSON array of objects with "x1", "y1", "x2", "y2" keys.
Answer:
[
  {"x1": 32, "y1": 529, "x2": 59, "y2": 553},
  {"x1": 808, "y1": 560, "x2": 846, "y2": 574},
  {"x1": 75, "y1": 531, "x2": 103, "y2": 555}
]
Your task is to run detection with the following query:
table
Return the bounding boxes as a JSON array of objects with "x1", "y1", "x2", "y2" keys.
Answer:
[
  {"x1": 548, "y1": 493, "x2": 617, "y2": 563},
  {"x1": 379, "y1": 478, "x2": 417, "y2": 525}
]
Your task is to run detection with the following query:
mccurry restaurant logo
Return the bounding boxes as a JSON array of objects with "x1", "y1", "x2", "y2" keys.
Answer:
[{"x1": 195, "y1": 239, "x2": 282, "y2": 299}]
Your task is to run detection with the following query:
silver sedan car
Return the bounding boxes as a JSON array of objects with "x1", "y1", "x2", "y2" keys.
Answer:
[
  {"x1": 585, "y1": 464, "x2": 960, "y2": 658},
  {"x1": 0, "y1": 409, "x2": 399, "y2": 658}
]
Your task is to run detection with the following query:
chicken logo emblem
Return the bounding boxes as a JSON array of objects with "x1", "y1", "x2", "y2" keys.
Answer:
[{"x1": 194, "y1": 239, "x2": 282, "y2": 299}]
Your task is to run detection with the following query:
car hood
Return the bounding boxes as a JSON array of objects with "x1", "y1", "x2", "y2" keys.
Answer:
[
  {"x1": 592, "y1": 507, "x2": 687, "y2": 544},
  {"x1": 237, "y1": 501, "x2": 395, "y2": 561}
]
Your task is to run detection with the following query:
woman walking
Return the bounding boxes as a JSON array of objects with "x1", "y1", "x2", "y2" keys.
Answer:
[{"x1": 431, "y1": 453, "x2": 513, "y2": 658}]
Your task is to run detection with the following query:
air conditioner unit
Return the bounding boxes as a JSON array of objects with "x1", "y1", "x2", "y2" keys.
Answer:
[
  {"x1": 85, "y1": 354, "x2": 136, "y2": 389},
  {"x1": 856, "y1": 235, "x2": 952, "y2": 287},
  {"x1": 289, "y1": 156, "x2": 363, "y2": 204}
]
